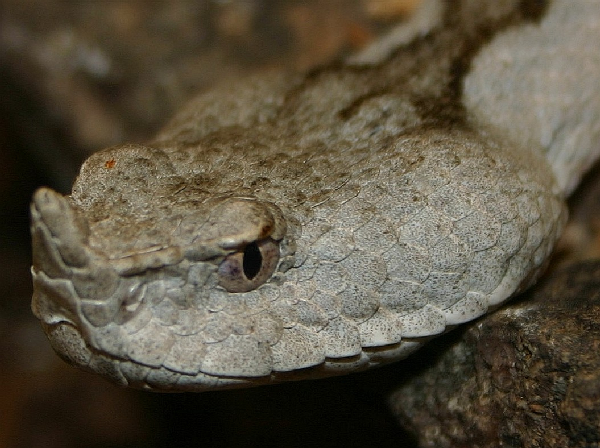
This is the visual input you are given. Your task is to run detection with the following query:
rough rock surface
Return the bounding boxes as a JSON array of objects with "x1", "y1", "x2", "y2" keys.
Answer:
[{"x1": 389, "y1": 260, "x2": 600, "y2": 447}]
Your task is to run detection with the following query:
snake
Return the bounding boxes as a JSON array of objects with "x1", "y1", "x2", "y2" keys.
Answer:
[{"x1": 30, "y1": 0, "x2": 600, "y2": 392}]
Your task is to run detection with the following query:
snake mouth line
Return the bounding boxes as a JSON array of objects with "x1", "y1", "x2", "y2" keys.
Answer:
[{"x1": 38, "y1": 313, "x2": 442, "y2": 392}]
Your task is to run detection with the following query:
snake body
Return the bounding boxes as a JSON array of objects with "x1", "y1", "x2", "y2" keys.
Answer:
[{"x1": 31, "y1": 0, "x2": 600, "y2": 391}]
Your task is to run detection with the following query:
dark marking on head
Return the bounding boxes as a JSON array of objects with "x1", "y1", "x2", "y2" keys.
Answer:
[
  {"x1": 520, "y1": 0, "x2": 549, "y2": 21},
  {"x1": 341, "y1": 1, "x2": 550, "y2": 132},
  {"x1": 442, "y1": 0, "x2": 550, "y2": 117},
  {"x1": 272, "y1": 0, "x2": 552, "y2": 147},
  {"x1": 337, "y1": 88, "x2": 391, "y2": 121}
]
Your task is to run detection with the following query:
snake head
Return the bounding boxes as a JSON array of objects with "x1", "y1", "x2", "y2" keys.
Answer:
[{"x1": 30, "y1": 144, "x2": 300, "y2": 390}]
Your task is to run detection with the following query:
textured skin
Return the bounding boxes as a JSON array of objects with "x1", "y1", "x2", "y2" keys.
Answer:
[{"x1": 30, "y1": 0, "x2": 600, "y2": 391}]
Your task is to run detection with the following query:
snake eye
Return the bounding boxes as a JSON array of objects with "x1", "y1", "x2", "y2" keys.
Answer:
[{"x1": 217, "y1": 238, "x2": 280, "y2": 292}]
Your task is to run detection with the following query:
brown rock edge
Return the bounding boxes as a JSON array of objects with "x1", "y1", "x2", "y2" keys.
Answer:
[{"x1": 389, "y1": 261, "x2": 600, "y2": 447}]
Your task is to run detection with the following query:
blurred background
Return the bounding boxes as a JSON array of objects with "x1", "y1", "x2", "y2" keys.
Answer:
[{"x1": 0, "y1": 1, "x2": 598, "y2": 447}]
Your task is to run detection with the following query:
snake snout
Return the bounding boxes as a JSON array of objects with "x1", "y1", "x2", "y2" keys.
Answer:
[
  {"x1": 30, "y1": 187, "x2": 123, "y2": 327},
  {"x1": 31, "y1": 187, "x2": 91, "y2": 277}
]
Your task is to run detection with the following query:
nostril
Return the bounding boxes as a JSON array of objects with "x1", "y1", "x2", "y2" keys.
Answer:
[{"x1": 114, "y1": 282, "x2": 146, "y2": 325}]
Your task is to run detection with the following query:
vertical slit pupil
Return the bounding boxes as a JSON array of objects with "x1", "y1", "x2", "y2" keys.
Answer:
[{"x1": 243, "y1": 242, "x2": 262, "y2": 280}]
